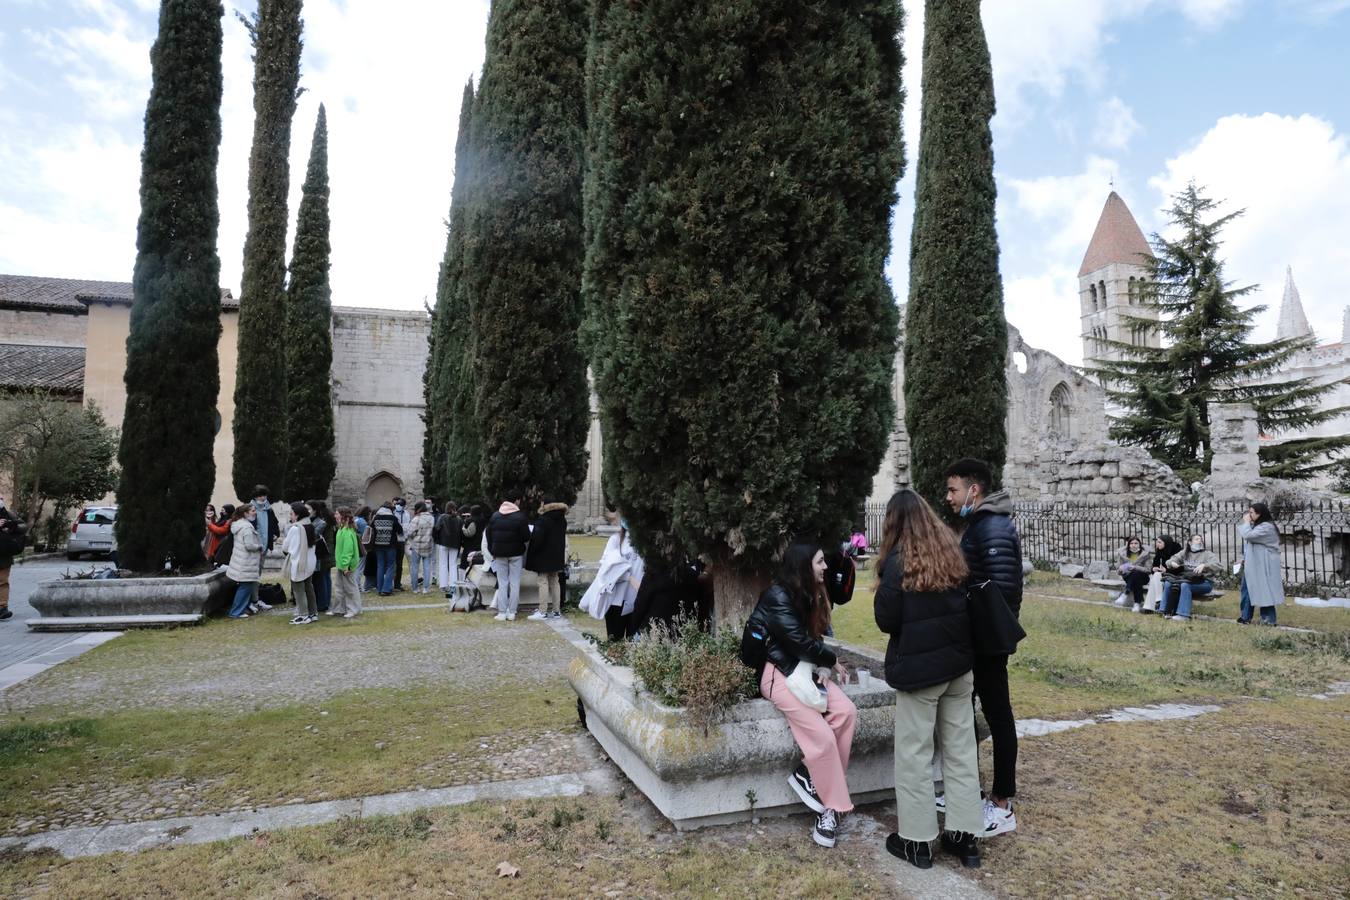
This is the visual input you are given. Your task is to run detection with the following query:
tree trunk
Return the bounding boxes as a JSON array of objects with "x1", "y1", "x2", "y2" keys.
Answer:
[{"x1": 711, "y1": 564, "x2": 771, "y2": 628}]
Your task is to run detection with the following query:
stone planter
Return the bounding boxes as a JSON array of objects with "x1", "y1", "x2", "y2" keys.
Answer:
[
  {"x1": 562, "y1": 622, "x2": 897, "y2": 830},
  {"x1": 29, "y1": 569, "x2": 234, "y2": 619}
]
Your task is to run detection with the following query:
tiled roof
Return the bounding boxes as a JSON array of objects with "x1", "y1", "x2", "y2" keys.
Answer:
[
  {"x1": 1079, "y1": 192, "x2": 1154, "y2": 276},
  {"x1": 0, "y1": 343, "x2": 85, "y2": 393},
  {"x1": 0, "y1": 273, "x2": 237, "y2": 312}
]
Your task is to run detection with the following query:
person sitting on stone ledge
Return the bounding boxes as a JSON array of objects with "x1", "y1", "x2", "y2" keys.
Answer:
[
  {"x1": 1159, "y1": 534, "x2": 1220, "y2": 621},
  {"x1": 1113, "y1": 535, "x2": 1150, "y2": 612}
]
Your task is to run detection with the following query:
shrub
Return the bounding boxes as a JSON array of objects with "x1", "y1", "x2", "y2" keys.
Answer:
[{"x1": 627, "y1": 617, "x2": 759, "y2": 730}]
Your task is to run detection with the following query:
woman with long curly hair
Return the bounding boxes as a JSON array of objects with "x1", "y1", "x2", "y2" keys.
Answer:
[{"x1": 874, "y1": 489, "x2": 983, "y2": 870}]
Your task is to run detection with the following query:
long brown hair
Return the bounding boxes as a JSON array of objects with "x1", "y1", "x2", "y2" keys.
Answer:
[
  {"x1": 778, "y1": 542, "x2": 830, "y2": 638},
  {"x1": 874, "y1": 489, "x2": 969, "y2": 592}
]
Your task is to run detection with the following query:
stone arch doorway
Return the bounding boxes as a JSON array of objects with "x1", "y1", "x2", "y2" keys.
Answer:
[{"x1": 364, "y1": 471, "x2": 403, "y2": 510}]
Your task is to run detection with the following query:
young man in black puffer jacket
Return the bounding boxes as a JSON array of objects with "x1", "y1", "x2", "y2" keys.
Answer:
[{"x1": 945, "y1": 458, "x2": 1022, "y2": 839}]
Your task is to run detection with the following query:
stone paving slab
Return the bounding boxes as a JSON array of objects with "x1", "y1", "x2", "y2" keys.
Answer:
[
  {"x1": 0, "y1": 631, "x2": 121, "y2": 691},
  {"x1": 0, "y1": 768, "x2": 619, "y2": 860}
]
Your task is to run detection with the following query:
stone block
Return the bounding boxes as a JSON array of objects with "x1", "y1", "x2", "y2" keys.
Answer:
[
  {"x1": 1059, "y1": 563, "x2": 1085, "y2": 578},
  {"x1": 1085, "y1": 560, "x2": 1112, "y2": 581},
  {"x1": 1111, "y1": 477, "x2": 1127, "y2": 493},
  {"x1": 29, "y1": 569, "x2": 233, "y2": 619},
  {"x1": 1091, "y1": 477, "x2": 1111, "y2": 493},
  {"x1": 1099, "y1": 462, "x2": 1118, "y2": 477},
  {"x1": 1119, "y1": 461, "x2": 1142, "y2": 478}
]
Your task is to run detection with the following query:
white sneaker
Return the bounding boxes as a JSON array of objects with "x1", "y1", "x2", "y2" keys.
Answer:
[
  {"x1": 1131, "y1": 603, "x2": 1142, "y2": 613},
  {"x1": 289, "y1": 615, "x2": 307, "y2": 625},
  {"x1": 934, "y1": 794, "x2": 946, "y2": 812},
  {"x1": 343, "y1": 612, "x2": 357, "y2": 619},
  {"x1": 528, "y1": 610, "x2": 548, "y2": 621},
  {"x1": 256, "y1": 600, "x2": 273, "y2": 610},
  {"x1": 494, "y1": 613, "x2": 507, "y2": 621},
  {"x1": 506, "y1": 613, "x2": 517, "y2": 621},
  {"x1": 1112, "y1": 593, "x2": 1129, "y2": 607},
  {"x1": 983, "y1": 799, "x2": 1017, "y2": 837},
  {"x1": 1169, "y1": 614, "x2": 1190, "y2": 622}
]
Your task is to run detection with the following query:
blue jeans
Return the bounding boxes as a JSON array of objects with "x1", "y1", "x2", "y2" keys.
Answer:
[
  {"x1": 408, "y1": 548, "x2": 433, "y2": 591},
  {"x1": 1164, "y1": 579, "x2": 1212, "y2": 618},
  {"x1": 314, "y1": 567, "x2": 332, "y2": 611},
  {"x1": 375, "y1": 546, "x2": 396, "y2": 594},
  {"x1": 1239, "y1": 577, "x2": 1277, "y2": 624},
  {"x1": 229, "y1": 581, "x2": 256, "y2": 618}
]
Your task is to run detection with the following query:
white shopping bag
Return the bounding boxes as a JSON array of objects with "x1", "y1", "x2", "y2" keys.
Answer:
[{"x1": 1143, "y1": 571, "x2": 1163, "y2": 612}]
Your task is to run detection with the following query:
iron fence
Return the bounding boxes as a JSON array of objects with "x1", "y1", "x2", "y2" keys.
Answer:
[{"x1": 861, "y1": 499, "x2": 1350, "y2": 589}]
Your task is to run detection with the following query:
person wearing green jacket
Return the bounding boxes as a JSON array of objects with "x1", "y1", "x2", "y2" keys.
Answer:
[{"x1": 331, "y1": 507, "x2": 362, "y2": 619}]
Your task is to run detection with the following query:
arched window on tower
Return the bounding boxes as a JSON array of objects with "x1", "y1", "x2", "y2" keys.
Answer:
[
  {"x1": 1128, "y1": 276, "x2": 1136, "y2": 305},
  {"x1": 1089, "y1": 284, "x2": 1098, "y2": 310},
  {"x1": 1099, "y1": 279, "x2": 1107, "y2": 306},
  {"x1": 1049, "y1": 383, "x2": 1072, "y2": 438}
]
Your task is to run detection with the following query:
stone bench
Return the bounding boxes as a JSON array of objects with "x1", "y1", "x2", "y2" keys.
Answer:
[
  {"x1": 1089, "y1": 577, "x2": 1226, "y2": 601},
  {"x1": 28, "y1": 614, "x2": 203, "y2": 632}
]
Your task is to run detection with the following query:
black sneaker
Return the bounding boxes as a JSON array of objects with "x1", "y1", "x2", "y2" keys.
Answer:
[
  {"x1": 941, "y1": 830, "x2": 982, "y2": 868},
  {"x1": 0, "y1": 608, "x2": 12, "y2": 621},
  {"x1": 788, "y1": 764, "x2": 825, "y2": 814},
  {"x1": 886, "y1": 833, "x2": 932, "y2": 869},
  {"x1": 812, "y1": 808, "x2": 838, "y2": 848}
]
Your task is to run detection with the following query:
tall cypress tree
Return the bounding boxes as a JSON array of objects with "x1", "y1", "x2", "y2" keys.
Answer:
[
  {"x1": 422, "y1": 81, "x2": 476, "y2": 502},
  {"x1": 232, "y1": 0, "x2": 303, "y2": 500},
  {"x1": 1089, "y1": 182, "x2": 1350, "y2": 481},
  {"x1": 465, "y1": 0, "x2": 591, "y2": 506},
  {"x1": 115, "y1": 0, "x2": 225, "y2": 571},
  {"x1": 904, "y1": 0, "x2": 1008, "y2": 510},
  {"x1": 584, "y1": 0, "x2": 905, "y2": 620},
  {"x1": 284, "y1": 105, "x2": 335, "y2": 498}
]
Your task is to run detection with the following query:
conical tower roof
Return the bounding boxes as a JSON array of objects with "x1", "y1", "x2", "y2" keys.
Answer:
[
  {"x1": 1079, "y1": 191, "x2": 1154, "y2": 276},
  {"x1": 1276, "y1": 266, "x2": 1313, "y2": 341}
]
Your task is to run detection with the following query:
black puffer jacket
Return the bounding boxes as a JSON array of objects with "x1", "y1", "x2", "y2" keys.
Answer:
[
  {"x1": 525, "y1": 503, "x2": 568, "y2": 573},
  {"x1": 486, "y1": 505, "x2": 530, "y2": 558},
  {"x1": 432, "y1": 513, "x2": 462, "y2": 549},
  {"x1": 749, "y1": 584, "x2": 837, "y2": 677},
  {"x1": 959, "y1": 490, "x2": 1023, "y2": 616},
  {"x1": 873, "y1": 550, "x2": 974, "y2": 691}
]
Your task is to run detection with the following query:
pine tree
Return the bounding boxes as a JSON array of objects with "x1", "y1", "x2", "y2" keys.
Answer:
[
  {"x1": 1090, "y1": 182, "x2": 1350, "y2": 481},
  {"x1": 422, "y1": 81, "x2": 476, "y2": 502},
  {"x1": 903, "y1": 0, "x2": 1008, "y2": 511},
  {"x1": 232, "y1": 0, "x2": 303, "y2": 500},
  {"x1": 114, "y1": 0, "x2": 225, "y2": 571},
  {"x1": 584, "y1": 0, "x2": 905, "y2": 620},
  {"x1": 284, "y1": 105, "x2": 335, "y2": 498},
  {"x1": 465, "y1": 0, "x2": 591, "y2": 506}
]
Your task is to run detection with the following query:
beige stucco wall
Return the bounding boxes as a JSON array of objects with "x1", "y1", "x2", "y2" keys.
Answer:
[{"x1": 0, "y1": 308, "x2": 87, "y2": 346}]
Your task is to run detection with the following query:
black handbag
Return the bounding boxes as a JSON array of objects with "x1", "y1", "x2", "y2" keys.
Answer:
[{"x1": 967, "y1": 579, "x2": 1026, "y2": 656}]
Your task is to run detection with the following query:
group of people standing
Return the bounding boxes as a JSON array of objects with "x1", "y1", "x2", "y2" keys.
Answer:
[
  {"x1": 1112, "y1": 501, "x2": 1284, "y2": 624},
  {"x1": 746, "y1": 458, "x2": 1021, "y2": 867}
]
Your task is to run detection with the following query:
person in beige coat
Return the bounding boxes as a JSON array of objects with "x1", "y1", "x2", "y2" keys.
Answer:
[{"x1": 225, "y1": 505, "x2": 263, "y2": 619}]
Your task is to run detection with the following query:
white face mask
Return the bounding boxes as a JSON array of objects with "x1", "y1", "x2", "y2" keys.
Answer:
[{"x1": 1190, "y1": 541, "x2": 1204, "y2": 552}]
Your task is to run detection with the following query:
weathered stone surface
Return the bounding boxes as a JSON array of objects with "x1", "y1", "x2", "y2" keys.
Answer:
[
  {"x1": 1085, "y1": 560, "x2": 1112, "y2": 581},
  {"x1": 29, "y1": 570, "x2": 233, "y2": 619},
  {"x1": 1059, "y1": 564, "x2": 1085, "y2": 578}
]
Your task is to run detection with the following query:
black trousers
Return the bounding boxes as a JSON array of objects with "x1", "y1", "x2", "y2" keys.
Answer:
[
  {"x1": 1124, "y1": 568, "x2": 1150, "y2": 604},
  {"x1": 973, "y1": 653, "x2": 1017, "y2": 800},
  {"x1": 393, "y1": 541, "x2": 405, "y2": 589},
  {"x1": 604, "y1": 606, "x2": 633, "y2": 642}
]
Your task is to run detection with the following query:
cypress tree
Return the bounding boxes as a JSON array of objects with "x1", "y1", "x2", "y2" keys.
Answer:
[
  {"x1": 232, "y1": 0, "x2": 303, "y2": 500},
  {"x1": 422, "y1": 81, "x2": 476, "y2": 502},
  {"x1": 584, "y1": 0, "x2": 905, "y2": 620},
  {"x1": 904, "y1": 0, "x2": 1008, "y2": 510},
  {"x1": 1089, "y1": 182, "x2": 1350, "y2": 481},
  {"x1": 284, "y1": 105, "x2": 335, "y2": 498},
  {"x1": 465, "y1": 0, "x2": 591, "y2": 507},
  {"x1": 115, "y1": 0, "x2": 225, "y2": 571}
]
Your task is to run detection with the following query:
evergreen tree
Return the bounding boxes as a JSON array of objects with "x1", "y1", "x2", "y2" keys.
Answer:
[
  {"x1": 1090, "y1": 182, "x2": 1349, "y2": 481},
  {"x1": 115, "y1": 0, "x2": 225, "y2": 571},
  {"x1": 232, "y1": 0, "x2": 303, "y2": 500},
  {"x1": 422, "y1": 81, "x2": 476, "y2": 501},
  {"x1": 466, "y1": 0, "x2": 590, "y2": 506},
  {"x1": 584, "y1": 0, "x2": 905, "y2": 620},
  {"x1": 284, "y1": 105, "x2": 335, "y2": 498},
  {"x1": 903, "y1": 0, "x2": 1008, "y2": 511}
]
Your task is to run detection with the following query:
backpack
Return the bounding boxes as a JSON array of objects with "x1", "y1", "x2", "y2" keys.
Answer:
[
  {"x1": 0, "y1": 524, "x2": 26, "y2": 558},
  {"x1": 259, "y1": 583, "x2": 286, "y2": 606},
  {"x1": 212, "y1": 531, "x2": 234, "y2": 568},
  {"x1": 824, "y1": 553, "x2": 856, "y2": 607},
  {"x1": 738, "y1": 603, "x2": 770, "y2": 671}
]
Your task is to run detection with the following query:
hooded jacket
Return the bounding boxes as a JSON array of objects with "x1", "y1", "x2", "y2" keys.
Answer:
[
  {"x1": 959, "y1": 490, "x2": 1023, "y2": 616},
  {"x1": 371, "y1": 506, "x2": 402, "y2": 548},
  {"x1": 487, "y1": 501, "x2": 530, "y2": 559},
  {"x1": 433, "y1": 512, "x2": 463, "y2": 549},
  {"x1": 281, "y1": 518, "x2": 317, "y2": 581},
  {"x1": 224, "y1": 517, "x2": 263, "y2": 583},
  {"x1": 525, "y1": 503, "x2": 569, "y2": 574},
  {"x1": 1165, "y1": 545, "x2": 1220, "y2": 583},
  {"x1": 873, "y1": 549, "x2": 974, "y2": 691},
  {"x1": 406, "y1": 512, "x2": 435, "y2": 556}
]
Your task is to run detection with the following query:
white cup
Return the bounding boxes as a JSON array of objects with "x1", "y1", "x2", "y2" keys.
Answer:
[{"x1": 856, "y1": 668, "x2": 873, "y2": 689}]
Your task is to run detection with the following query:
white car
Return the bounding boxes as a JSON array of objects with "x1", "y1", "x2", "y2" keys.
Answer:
[{"x1": 68, "y1": 506, "x2": 117, "y2": 560}]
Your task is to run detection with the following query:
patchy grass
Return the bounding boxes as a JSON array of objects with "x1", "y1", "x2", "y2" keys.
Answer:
[
  {"x1": 979, "y1": 694, "x2": 1350, "y2": 899},
  {"x1": 0, "y1": 795, "x2": 896, "y2": 899},
  {"x1": 830, "y1": 578, "x2": 1350, "y2": 719},
  {"x1": 569, "y1": 534, "x2": 609, "y2": 565}
]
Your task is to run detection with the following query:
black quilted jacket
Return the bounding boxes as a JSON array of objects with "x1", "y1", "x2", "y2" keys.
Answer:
[{"x1": 959, "y1": 491, "x2": 1023, "y2": 616}]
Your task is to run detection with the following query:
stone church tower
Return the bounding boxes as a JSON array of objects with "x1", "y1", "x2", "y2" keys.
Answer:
[{"x1": 1079, "y1": 191, "x2": 1161, "y2": 366}]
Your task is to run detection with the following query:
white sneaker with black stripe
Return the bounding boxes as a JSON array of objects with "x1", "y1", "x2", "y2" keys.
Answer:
[
  {"x1": 788, "y1": 764, "x2": 825, "y2": 814},
  {"x1": 982, "y1": 798, "x2": 1017, "y2": 837}
]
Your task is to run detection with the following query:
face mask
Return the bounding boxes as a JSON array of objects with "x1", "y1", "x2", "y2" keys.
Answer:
[
  {"x1": 1190, "y1": 542, "x2": 1203, "y2": 552},
  {"x1": 620, "y1": 518, "x2": 631, "y2": 531},
  {"x1": 958, "y1": 485, "x2": 976, "y2": 518}
]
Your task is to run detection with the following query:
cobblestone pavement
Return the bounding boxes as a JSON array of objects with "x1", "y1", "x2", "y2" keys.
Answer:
[{"x1": 1, "y1": 609, "x2": 572, "y2": 715}]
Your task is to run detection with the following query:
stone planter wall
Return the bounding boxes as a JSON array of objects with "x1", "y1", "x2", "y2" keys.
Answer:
[
  {"x1": 30, "y1": 569, "x2": 234, "y2": 619},
  {"x1": 561, "y1": 622, "x2": 897, "y2": 830}
]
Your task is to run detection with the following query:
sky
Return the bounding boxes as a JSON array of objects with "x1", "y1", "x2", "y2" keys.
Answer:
[{"x1": 1, "y1": 0, "x2": 1347, "y2": 366}]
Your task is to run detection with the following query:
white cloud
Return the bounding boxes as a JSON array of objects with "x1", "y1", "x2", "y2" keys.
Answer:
[
  {"x1": 1150, "y1": 113, "x2": 1350, "y2": 344},
  {"x1": 1096, "y1": 97, "x2": 1142, "y2": 150}
]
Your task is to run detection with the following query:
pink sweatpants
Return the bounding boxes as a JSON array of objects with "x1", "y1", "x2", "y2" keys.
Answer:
[{"x1": 761, "y1": 665, "x2": 858, "y2": 814}]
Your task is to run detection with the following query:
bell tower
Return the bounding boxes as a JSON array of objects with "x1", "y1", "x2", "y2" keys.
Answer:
[{"x1": 1079, "y1": 191, "x2": 1161, "y2": 367}]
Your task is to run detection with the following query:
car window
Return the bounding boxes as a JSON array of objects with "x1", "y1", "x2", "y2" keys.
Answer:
[{"x1": 82, "y1": 510, "x2": 116, "y2": 526}]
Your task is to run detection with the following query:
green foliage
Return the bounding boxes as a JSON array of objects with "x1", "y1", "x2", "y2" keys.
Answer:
[
  {"x1": 904, "y1": 0, "x2": 1008, "y2": 510},
  {"x1": 465, "y1": 0, "x2": 590, "y2": 505},
  {"x1": 626, "y1": 617, "x2": 759, "y2": 729},
  {"x1": 424, "y1": 81, "x2": 478, "y2": 502},
  {"x1": 0, "y1": 392, "x2": 119, "y2": 529},
  {"x1": 0, "y1": 719, "x2": 95, "y2": 755},
  {"x1": 284, "y1": 106, "x2": 336, "y2": 499},
  {"x1": 116, "y1": 0, "x2": 225, "y2": 572},
  {"x1": 232, "y1": 0, "x2": 304, "y2": 500},
  {"x1": 1089, "y1": 182, "x2": 1349, "y2": 479},
  {"x1": 584, "y1": 0, "x2": 905, "y2": 586}
]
